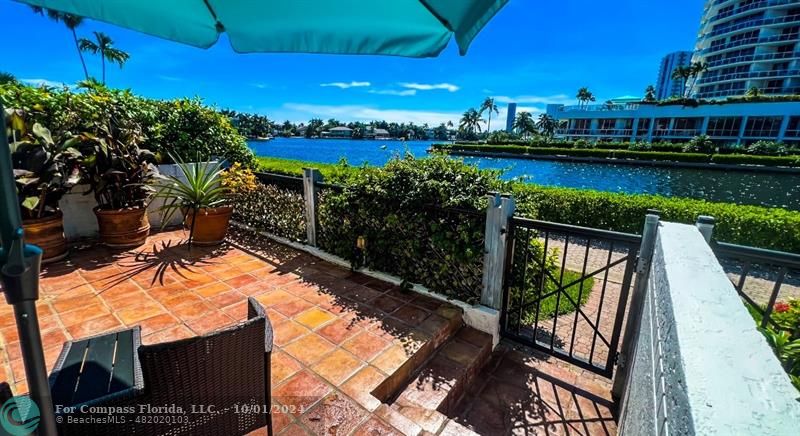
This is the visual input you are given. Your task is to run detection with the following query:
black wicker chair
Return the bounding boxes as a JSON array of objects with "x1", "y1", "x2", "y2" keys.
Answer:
[{"x1": 49, "y1": 296, "x2": 274, "y2": 436}]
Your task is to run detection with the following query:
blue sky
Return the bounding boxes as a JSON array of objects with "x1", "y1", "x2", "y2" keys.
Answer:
[{"x1": 3, "y1": 0, "x2": 703, "y2": 128}]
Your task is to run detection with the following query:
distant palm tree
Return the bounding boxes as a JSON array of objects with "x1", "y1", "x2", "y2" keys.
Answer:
[
  {"x1": 671, "y1": 65, "x2": 692, "y2": 97},
  {"x1": 644, "y1": 85, "x2": 657, "y2": 102},
  {"x1": 686, "y1": 61, "x2": 708, "y2": 97},
  {"x1": 446, "y1": 120, "x2": 454, "y2": 128},
  {"x1": 31, "y1": 7, "x2": 89, "y2": 80},
  {"x1": 479, "y1": 97, "x2": 499, "y2": 132},
  {"x1": 0, "y1": 72, "x2": 17, "y2": 85},
  {"x1": 513, "y1": 112, "x2": 536, "y2": 138},
  {"x1": 459, "y1": 108, "x2": 485, "y2": 135},
  {"x1": 576, "y1": 87, "x2": 596, "y2": 108},
  {"x1": 79, "y1": 32, "x2": 130, "y2": 85},
  {"x1": 536, "y1": 114, "x2": 559, "y2": 137}
]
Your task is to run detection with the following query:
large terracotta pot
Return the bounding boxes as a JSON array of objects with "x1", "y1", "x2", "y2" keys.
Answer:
[
  {"x1": 94, "y1": 207, "x2": 150, "y2": 248},
  {"x1": 183, "y1": 206, "x2": 233, "y2": 246},
  {"x1": 23, "y1": 211, "x2": 68, "y2": 263}
]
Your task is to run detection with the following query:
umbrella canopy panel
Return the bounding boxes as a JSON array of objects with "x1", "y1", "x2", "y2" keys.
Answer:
[{"x1": 15, "y1": 0, "x2": 508, "y2": 57}]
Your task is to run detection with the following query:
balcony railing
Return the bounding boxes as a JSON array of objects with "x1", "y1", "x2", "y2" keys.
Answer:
[
  {"x1": 706, "y1": 51, "x2": 800, "y2": 68},
  {"x1": 653, "y1": 129, "x2": 702, "y2": 138},
  {"x1": 703, "y1": 13, "x2": 800, "y2": 39},
  {"x1": 557, "y1": 103, "x2": 641, "y2": 112},
  {"x1": 784, "y1": 129, "x2": 800, "y2": 137},
  {"x1": 696, "y1": 86, "x2": 800, "y2": 98},
  {"x1": 556, "y1": 128, "x2": 633, "y2": 136},
  {"x1": 698, "y1": 68, "x2": 800, "y2": 84}
]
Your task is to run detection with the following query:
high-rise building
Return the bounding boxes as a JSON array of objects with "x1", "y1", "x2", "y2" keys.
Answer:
[
  {"x1": 656, "y1": 51, "x2": 693, "y2": 100},
  {"x1": 505, "y1": 103, "x2": 517, "y2": 132},
  {"x1": 692, "y1": 0, "x2": 800, "y2": 99}
]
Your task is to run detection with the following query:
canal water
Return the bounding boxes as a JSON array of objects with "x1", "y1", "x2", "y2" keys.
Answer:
[{"x1": 249, "y1": 138, "x2": 800, "y2": 210}]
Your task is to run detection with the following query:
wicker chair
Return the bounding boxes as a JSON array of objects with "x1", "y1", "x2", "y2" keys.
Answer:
[{"x1": 50, "y1": 296, "x2": 274, "y2": 436}]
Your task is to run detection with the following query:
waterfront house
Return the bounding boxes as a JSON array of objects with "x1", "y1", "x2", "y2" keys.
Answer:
[
  {"x1": 322, "y1": 126, "x2": 354, "y2": 138},
  {"x1": 364, "y1": 128, "x2": 391, "y2": 139}
]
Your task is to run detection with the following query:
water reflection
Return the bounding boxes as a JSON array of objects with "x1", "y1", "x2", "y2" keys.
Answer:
[{"x1": 249, "y1": 138, "x2": 800, "y2": 210}]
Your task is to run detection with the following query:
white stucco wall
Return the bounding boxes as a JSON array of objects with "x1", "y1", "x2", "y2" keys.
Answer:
[
  {"x1": 57, "y1": 163, "x2": 213, "y2": 240},
  {"x1": 620, "y1": 222, "x2": 800, "y2": 435}
]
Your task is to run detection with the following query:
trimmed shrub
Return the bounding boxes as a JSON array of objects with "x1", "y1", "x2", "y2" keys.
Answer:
[{"x1": 711, "y1": 154, "x2": 800, "y2": 167}]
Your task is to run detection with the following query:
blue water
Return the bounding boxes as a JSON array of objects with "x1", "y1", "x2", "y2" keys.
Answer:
[{"x1": 250, "y1": 138, "x2": 800, "y2": 210}]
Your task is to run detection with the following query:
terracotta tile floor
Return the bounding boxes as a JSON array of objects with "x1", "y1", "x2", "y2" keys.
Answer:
[
  {"x1": 0, "y1": 229, "x2": 618, "y2": 435},
  {"x1": 0, "y1": 230, "x2": 459, "y2": 434}
]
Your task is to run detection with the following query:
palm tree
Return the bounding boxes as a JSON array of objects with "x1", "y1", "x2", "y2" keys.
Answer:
[
  {"x1": 513, "y1": 112, "x2": 536, "y2": 138},
  {"x1": 31, "y1": 7, "x2": 89, "y2": 80},
  {"x1": 79, "y1": 32, "x2": 130, "y2": 85},
  {"x1": 644, "y1": 85, "x2": 657, "y2": 102},
  {"x1": 671, "y1": 65, "x2": 692, "y2": 97},
  {"x1": 479, "y1": 97, "x2": 499, "y2": 132},
  {"x1": 535, "y1": 114, "x2": 559, "y2": 137},
  {"x1": 459, "y1": 108, "x2": 485, "y2": 135},
  {"x1": 0, "y1": 72, "x2": 17, "y2": 85},
  {"x1": 686, "y1": 61, "x2": 708, "y2": 97},
  {"x1": 576, "y1": 87, "x2": 596, "y2": 108}
]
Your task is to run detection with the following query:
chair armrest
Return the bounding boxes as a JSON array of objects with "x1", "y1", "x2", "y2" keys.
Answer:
[{"x1": 247, "y1": 297, "x2": 273, "y2": 353}]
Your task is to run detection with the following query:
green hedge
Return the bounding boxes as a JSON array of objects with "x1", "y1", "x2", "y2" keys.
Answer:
[
  {"x1": 0, "y1": 83, "x2": 255, "y2": 166},
  {"x1": 435, "y1": 144, "x2": 800, "y2": 167},
  {"x1": 512, "y1": 184, "x2": 800, "y2": 253},
  {"x1": 256, "y1": 156, "x2": 800, "y2": 253}
]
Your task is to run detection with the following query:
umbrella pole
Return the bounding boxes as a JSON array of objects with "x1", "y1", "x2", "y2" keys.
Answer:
[{"x1": 0, "y1": 104, "x2": 57, "y2": 435}]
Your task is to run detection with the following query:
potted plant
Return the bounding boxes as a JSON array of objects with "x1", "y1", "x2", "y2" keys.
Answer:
[
  {"x1": 73, "y1": 126, "x2": 159, "y2": 248},
  {"x1": 5, "y1": 112, "x2": 81, "y2": 262},
  {"x1": 155, "y1": 153, "x2": 235, "y2": 246}
]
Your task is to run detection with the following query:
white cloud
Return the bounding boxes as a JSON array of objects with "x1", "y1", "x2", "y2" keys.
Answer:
[
  {"x1": 368, "y1": 89, "x2": 417, "y2": 97},
  {"x1": 21, "y1": 78, "x2": 69, "y2": 88},
  {"x1": 399, "y1": 82, "x2": 460, "y2": 92},
  {"x1": 282, "y1": 103, "x2": 460, "y2": 126},
  {"x1": 494, "y1": 94, "x2": 573, "y2": 105},
  {"x1": 320, "y1": 81, "x2": 371, "y2": 89},
  {"x1": 251, "y1": 83, "x2": 269, "y2": 89}
]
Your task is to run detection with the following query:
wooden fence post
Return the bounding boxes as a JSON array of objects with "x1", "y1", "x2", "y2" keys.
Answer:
[
  {"x1": 481, "y1": 193, "x2": 516, "y2": 310},
  {"x1": 303, "y1": 168, "x2": 322, "y2": 246}
]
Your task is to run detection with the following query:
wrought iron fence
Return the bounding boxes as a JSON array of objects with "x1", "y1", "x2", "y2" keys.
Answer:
[
  {"x1": 712, "y1": 241, "x2": 800, "y2": 333},
  {"x1": 501, "y1": 217, "x2": 641, "y2": 377}
]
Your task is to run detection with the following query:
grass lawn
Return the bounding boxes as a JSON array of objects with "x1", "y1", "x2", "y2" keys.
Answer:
[{"x1": 256, "y1": 156, "x2": 356, "y2": 179}]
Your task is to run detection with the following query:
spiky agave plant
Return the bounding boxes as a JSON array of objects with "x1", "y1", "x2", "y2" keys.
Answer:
[{"x1": 154, "y1": 152, "x2": 227, "y2": 246}]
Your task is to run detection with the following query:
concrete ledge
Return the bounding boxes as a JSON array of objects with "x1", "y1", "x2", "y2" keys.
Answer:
[
  {"x1": 620, "y1": 222, "x2": 800, "y2": 435},
  {"x1": 230, "y1": 221, "x2": 502, "y2": 347}
]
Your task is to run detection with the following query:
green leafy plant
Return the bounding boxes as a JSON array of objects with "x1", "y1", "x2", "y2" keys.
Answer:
[
  {"x1": 745, "y1": 140, "x2": 788, "y2": 156},
  {"x1": 682, "y1": 135, "x2": 715, "y2": 154},
  {"x1": 5, "y1": 113, "x2": 81, "y2": 219},
  {"x1": 154, "y1": 153, "x2": 227, "y2": 240}
]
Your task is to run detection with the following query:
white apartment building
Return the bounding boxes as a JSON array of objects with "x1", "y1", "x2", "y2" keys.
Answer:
[{"x1": 693, "y1": 0, "x2": 800, "y2": 99}]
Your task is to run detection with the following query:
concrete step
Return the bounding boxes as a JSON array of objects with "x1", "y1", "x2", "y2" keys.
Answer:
[{"x1": 387, "y1": 326, "x2": 493, "y2": 434}]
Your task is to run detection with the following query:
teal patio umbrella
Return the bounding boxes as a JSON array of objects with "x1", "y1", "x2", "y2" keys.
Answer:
[
  {"x1": 14, "y1": 0, "x2": 507, "y2": 57},
  {"x1": 4, "y1": 1, "x2": 507, "y2": 434}
]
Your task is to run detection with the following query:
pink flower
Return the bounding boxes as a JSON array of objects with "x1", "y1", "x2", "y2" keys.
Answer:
[{"x1": 774, "y1": 302, "x2": 790, "y2": 313}]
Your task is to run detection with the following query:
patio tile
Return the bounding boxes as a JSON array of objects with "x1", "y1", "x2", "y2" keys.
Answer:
[
  {"x1": 300, "y1": 392, "x2": 368, "y2": 436},
  {"x1": 116, "y1": 300, "x2": 167, "y2": 325},
  {"x1": 225, "y1": 274, "x2": 258, "y2": 289},
  {"x1": 272, "y1": 350, "x2": 303, "y2": 386},
  {"x1": 255, "y1": 290, "x2": 294, "y2": 307},
  {"x1": 371, "y1": 345, "x2": 411, "y2": 375},
  {"x1": 316, "y1": 318, "x2": 360, "y2": 345},
  {"x1": 208, "y1": 290, "x2": 245, "y2": 309},
  {"x1": 273, "y1": 298, "x2": 315, "y2": 318},
  {"x1": 341, "y1": 331, "x2": 391, "y2": 362},
  {"x1": 142, "y1": 324, "x2": 195, "y2": 345},
  {"x1": 340, "y1": 366, "x2": 385, "y2": 412},
  {"x1": 194, "y1": 281, "x2": 233, "y2": 298},
  {"x1": 186, "y1": 310, "x2": 234, "y2": 335},
  {"x1": 293, "y1": 308, "x2": 336, "y2": 330},
  {"x1": 277, "y1": 423, "x2": 309, "y2": 435},
  {"x1": 138, "y1": 313, "x2": 180, "y2": 336},
  {"x1": 273, "y1": 320, "x2": 311, "y2": 347},
  {"x1": 66, "y1": 313, "x2": 124, "y2": 339},
  {"x1": 103, "y1": 292, "x2": 151, "y2": 311},
  {"x1": 283, "y1": 334, "x2": 335, "y2": 366},
  {"x1": 352, "y1": 416, "x2": 402, "y2": 436},
  {"x1": 58, "y1": 303, "x2": 110, "y2": 327},
  {"x1": 311, "y1": 349, "x2": 363, "y2": 386},
  {"x1": 368, "y1": 294, "x2": 405, "y2": 314},
  {"x1": 154, "y1": 290, "x2": 204, "y2": 308},
  {"x1": 273, "y1": 370, "x2": 332, "y2": 417},
  {"x1": 170, "y1": 301, "x2": 216, "y2": 321},
  {"x1": 392, "y1": 305, "x2": 430, "y2": 325}
]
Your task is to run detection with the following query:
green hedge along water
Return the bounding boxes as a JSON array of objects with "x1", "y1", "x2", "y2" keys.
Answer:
[{"x1": 249, "y1": 138, "x2": 800, "y2": 210}]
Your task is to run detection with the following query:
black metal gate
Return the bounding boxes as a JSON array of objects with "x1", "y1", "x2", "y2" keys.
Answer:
[{"x1": 500, "y1": 217, "x2": 641, "y2": 378}]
